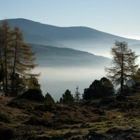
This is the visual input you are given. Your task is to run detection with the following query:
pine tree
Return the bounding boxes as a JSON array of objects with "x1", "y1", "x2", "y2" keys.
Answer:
[
  {"x1": 106, "y1": 41, "x2": 138, "y2": 95},
  {"x1": 74, "y1": 86, "x2": 80, "y2": 102},
  {"x1": 44, "y1": 93, "x2": 55, "y2": 107},
  {"x1": 60, "y1": 89, "x2": 74, "y2": 104}
]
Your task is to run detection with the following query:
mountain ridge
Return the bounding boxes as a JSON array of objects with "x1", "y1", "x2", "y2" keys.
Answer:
[
  {"x1": 31, "y1": 43, "x2": 111, "y2": 67},
  {"x1": 1, "y1": 18, "x2": 139, "y2": 42},
  {"x1": 1, "y1": 18, "x2": 139, "y2": 56}
]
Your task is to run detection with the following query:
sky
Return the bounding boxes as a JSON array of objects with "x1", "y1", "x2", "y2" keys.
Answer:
[{"x1": 0, "y1": 0, "x2": 140, "y2": 39}]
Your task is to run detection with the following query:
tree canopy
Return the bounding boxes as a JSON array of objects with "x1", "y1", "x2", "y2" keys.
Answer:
[
  {"x1": 60, "y1": 89, "x2": 74, "y2": 104},
  {"x1": 44, "y1": 93, "x2": 55, "y2": 107},
  {"x1": 83, "y1": 77, "x2": 114, "y2": 100}
]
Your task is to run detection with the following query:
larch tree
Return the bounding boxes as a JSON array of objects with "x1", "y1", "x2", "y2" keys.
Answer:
[
  {"x1": 10, "y1": 27, "x2": 24, "y2": 94},
  {"x1": 0, "y1": 21, "x2": 39, "y2": 96},
  {"x1": 10, "y1": 27, "x2": 38, "y2": 95},
  {"x1": 0, "y1": 21, "x2": 13, "y2": 95},
  {"x1": 106, "y1": 41, "x2": 138, "y2": 95}
]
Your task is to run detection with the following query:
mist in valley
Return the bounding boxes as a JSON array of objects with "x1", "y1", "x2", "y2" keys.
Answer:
[
  {"x1": 2, "y1": 18, "x2": 140, "y2": 101},
  {"x1": 34, "y1": 66, "x2": 106, "y2": 101}
]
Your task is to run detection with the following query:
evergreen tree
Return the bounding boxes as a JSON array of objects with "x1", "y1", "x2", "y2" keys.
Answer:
[
  {"x1": 74, "y1": 86, "x2": 80, "y2": 102},
  {"x1": 83, "y1": 77, "x2": 114, "y2": 100},
  {"x1": 106, "y1": 41, "x2": 138, "y2": 95},
  {"x1": 60, "y1": 89, "x2": 74, "y2": 104},
  {"x1": 0, "y1": 21, "x2": 39, "y2": 96},
  {"x1": 44, "y1": 93, "x2": 55, "y2": 107}
]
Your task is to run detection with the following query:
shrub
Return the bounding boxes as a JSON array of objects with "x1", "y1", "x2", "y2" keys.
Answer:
[
  {"x1": 60, "y1": 89, "x2": 74, "y2": 104},
  {"x1": 83, "y1": 77, "x2": 114, "y2": 100},
  {"x1": 44, "y1": 93, "x2": 55, "y2": 109},
  {"x1": 17, "y1": 89, "x2": 44, "y2": 102}
]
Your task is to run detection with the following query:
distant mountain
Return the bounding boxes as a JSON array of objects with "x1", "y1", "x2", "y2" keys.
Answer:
[
  {"x1": 1, "y1": 18, "x2": 140, "y2": 56},
  {"x1": 129, "y1": 44, "x2": 140, "y2": 52},
  {"x1": 2, "y1": 18, "x2": 140, "y2": 96},
  {"x1": 31, "y1": 44, "x2": 111, "y2": 67}
]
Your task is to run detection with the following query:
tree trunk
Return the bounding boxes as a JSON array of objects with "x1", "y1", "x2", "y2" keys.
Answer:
[{"x1": 120, "y1": 52, "x2": 124, "y2": 95}]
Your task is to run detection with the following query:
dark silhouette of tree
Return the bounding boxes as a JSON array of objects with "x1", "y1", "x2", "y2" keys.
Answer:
[
  {"x1": 0, "y1": 21, "x2": 12, "y2": 95},
  {"x1": 74, "y1": 86, "x2": 80, "y2": 102},
  {"x1": 60, "y1": 89, "x2": 74, "y2": 104},
  {"x1": 106, "y1": 41, "x2": 138, "y2": 95},
  {"x1": 44, "y1": 93, "x2": 55, "y2": 107},
  {"x1": 83, "y1": 77, "x2": 114, "y2": 100}
]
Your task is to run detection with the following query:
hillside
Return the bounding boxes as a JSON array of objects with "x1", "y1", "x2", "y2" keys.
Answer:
[
  {"x1": 1, "y1": 18, "x2": 140, "y2": 56},
  {"x1": 0, "y1": 93, "x2": 140, "y2": 140},
  {"x1": 31, "y1": 44, "x2": 111, "y2": 67}
]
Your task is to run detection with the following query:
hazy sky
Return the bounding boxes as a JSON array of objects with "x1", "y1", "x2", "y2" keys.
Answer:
[{"x1": 1, "y1": 0, "x2": 140, "y2": 39}]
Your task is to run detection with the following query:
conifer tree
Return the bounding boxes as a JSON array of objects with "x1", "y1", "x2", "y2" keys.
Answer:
[
  {"x1": 44, "y1": 93, "x2": 55, "y2": 107},
  {"x1": 0, "y1": 21, "x2": 12, "y2": 95},
  {"x1": 0, "y1": 21, "x2": 39, "y2": 96},
  {"x1": 74, "y1": 86, "x2": 80, "y2": 102},
  {"x1": 10, "y1": 27, "x2": 38, "y2": 94},
  {"x1": 60, "y1": 90, "x2": 74, "y2": 104},
  {"x1": 106, "y1": 41, "x2": 138, "y2": 95}
]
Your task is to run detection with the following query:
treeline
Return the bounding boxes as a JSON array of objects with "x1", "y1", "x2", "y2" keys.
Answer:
[
  {"x1": 1, "y1": 21, "x2": 140, "y2": 105},
  {"x1": 46, "y1": 41, "x2": 140, "y2": 104},
  {"x1": 0, "y1": 21, "x2": 39, "y2": 96}
]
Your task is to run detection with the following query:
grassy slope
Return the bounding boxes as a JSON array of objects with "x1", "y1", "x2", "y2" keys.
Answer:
[{"x1": 0, "y1": 93, "x2": 140, "y2": 139}]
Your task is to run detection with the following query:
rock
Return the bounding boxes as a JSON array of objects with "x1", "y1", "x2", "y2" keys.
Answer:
[
  {"x1": 85, "y1": 130, "x2": 107, "y2": 140},
  {"x1": 92, "y1": 109, "x2": 105, "y2": 115},
  {"x1": 116, "y1": 95, "x2": 126, "y2": 102},
  {"x1": 71, "y1": 136, "x2": 83, "y2": 140},
  {"x1": 80, "y1": 123, "x2": 91, "y2": 128},
  {"x1": 32, "y1": 135, "x2": 63, "y2": 140},
  {"x1": 24, "y1": 116, "x2": 53, "y2": 128},
  {"x1": 106, "y1": 127, "x2": 122, "y2": 136},
  {"x1": 63, "y1": 132, "x2": 73, "y2": 139},
  {"x1": 106, "y1": 127, "x2": 140, "y2": 140},
  {"x1": 99, "y1": 97, "x2": 116, "y2": 109},
  {"x1": 0, "y1": 114, "x2": 11, "y2": 123},
  {"x1": 125, "y1": 136, "x2": 133, "y2": 140},
  {"x1": 0, "y1": 126, "x2": 14, "y2": 140},
  {"x1": 16, "y1": 89, "x2": 44, "y2": 102}
]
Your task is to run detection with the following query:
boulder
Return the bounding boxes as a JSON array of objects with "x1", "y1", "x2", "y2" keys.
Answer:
[
  {"x1": 85, "y1": 130, "x2": 107, "y2": 140},
  {"x1": 16, "y1": 89, "x2": 44, "y2": 102},
  {"x1": 0, "y1": 126, "x2": 14, "y2": 140}
]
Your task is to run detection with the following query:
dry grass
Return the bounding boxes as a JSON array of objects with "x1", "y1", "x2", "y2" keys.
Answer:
[{"x1": 0, "y1": 93, "x2": 139, "y2": 139}]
